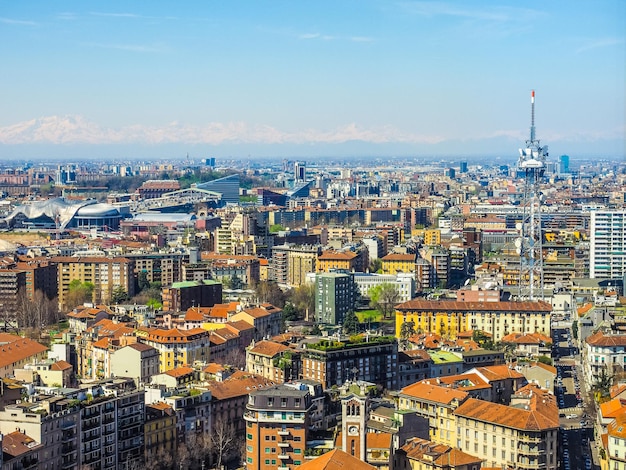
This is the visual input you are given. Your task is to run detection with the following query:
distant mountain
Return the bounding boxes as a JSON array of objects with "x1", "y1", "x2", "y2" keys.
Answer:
[{"x1": 0, "y1": 115, "x2": 623, "y2": 160}]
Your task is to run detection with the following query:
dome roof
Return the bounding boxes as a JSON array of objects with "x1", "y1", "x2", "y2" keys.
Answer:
[{"x1": 75, "y1": 203, "x2": 120, "y2": 217}]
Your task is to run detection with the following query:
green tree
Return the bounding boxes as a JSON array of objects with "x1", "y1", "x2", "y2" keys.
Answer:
[
  {"x1": 368, "y1": 258, "x2": 382, "y2": 274},
  {"x1": 289, "y1": 283, "x2": 316, "y2": 321},
  {"x1": 369, "y1": 282, "x2": 401, "y2": 319},
  {"x1": 254, "y1": 281, "x2": 286, "y2": 308},
  {"x1": 229, "y1": 274, "x2": 244, "y2": 290},
  {"x1": 269, "y1": 224, "x2": 285, "y2": 233},
  {"x1": 282, "y1": 302, "x2": 300, "y2": 322},
  {"x1": 110, "y1": 286, "x2": 130, "y2": 305},
  {"x1": 343, "y1": 310, "x2": 359, "y2": 335},
  {"x1": 137, "y1": 271, "x2": 150, "y2": 291},
  {"x1": 66, "y1": 280, "x2": 95, "y2": 309},
  {"x1": 400, "y1": 320, "x2": 416, "y2": 341}
]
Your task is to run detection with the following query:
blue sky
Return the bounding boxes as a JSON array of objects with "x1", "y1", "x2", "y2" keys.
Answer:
[{"x1": 0, "y1": 1, "x2": 624, "y2": 159}]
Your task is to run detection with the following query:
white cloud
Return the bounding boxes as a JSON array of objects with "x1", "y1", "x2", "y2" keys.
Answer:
[
  {"x1": 576, "y1": 37, "x2": 624, "y2": 54},
  {"x1": 0, "y1": 17, "x2": 37, "y2": 26}
]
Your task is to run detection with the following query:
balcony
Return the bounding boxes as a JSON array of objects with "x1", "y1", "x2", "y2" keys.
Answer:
[
  {"x1": 278, "y1": 442, "x2": 290, "y2": 448},
  {"x1": 278, "y1": 454, "x2": 290, "y2": 460},
  {"x1": 277, "y1": 430, "x2": 290, "y2": 436},
  {"x1": 278, "y1": 467, "x2": 289, "y2": 470}
]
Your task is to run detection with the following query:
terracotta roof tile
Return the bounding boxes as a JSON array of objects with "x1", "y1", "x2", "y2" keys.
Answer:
[
  {"x1": 400, "y1": 382, "x2": 469, "y2": 405},
  {"x1": 297, "y1": 449, "x2": 375, "y2": 470}
]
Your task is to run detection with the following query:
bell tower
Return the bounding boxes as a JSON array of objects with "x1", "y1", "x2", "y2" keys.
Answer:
[{"x1": 341, "y1": 382, "x2": 373, "y2": 460}]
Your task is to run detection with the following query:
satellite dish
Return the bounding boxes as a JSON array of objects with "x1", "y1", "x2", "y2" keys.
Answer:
[
  {"x1": 516, "y1": 223, "x2": 522, "y2": 231},
  {"x1": 516, "y1": 248, "x2": 522, "y2": 255},
  {"x1": 515, "y1": 238, "x2": 522, "y2": 248}
]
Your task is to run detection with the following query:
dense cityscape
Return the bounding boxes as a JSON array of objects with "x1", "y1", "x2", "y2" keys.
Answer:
[
  {"x1": 0, "y1": 133, "x2": 624, "y2": 470},
  {"x1": 1, "y1": 1, "x2": 624, "y2": 470}
]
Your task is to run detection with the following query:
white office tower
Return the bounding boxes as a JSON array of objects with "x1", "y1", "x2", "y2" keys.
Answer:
[{"x1": 590, "y1": 210, "x2": 626, "y2": 279}]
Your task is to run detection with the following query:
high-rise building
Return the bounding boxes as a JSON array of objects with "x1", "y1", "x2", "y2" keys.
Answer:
[
  {"x1": 459, "y1": 161, "x2": 468, "y2": 173},
  {"x1": 244, "y1": 384, "x2": 312, "y2": 470},
  {"x1": 590, "y1": 210, "x2": 626, "y2": 279},
  {"x1": 294, "y1": 162, "x2": 306, "y2": 181},
  {"x1": 196, "y1": 174, "x2": 240, "y2": 204},
  {"x1": 315, "y1": 271, "x2": 356, "y2": 325},
  {"x1": 559, "y1": 154, "x2": 570, "y2": 174}
]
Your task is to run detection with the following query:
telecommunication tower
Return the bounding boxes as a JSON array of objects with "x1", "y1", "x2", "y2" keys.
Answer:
[{"x1": 516, "y1": 90, "x2": 548, "y2": 300}]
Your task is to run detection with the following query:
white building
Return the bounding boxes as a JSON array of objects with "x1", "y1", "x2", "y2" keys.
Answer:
[
  {"x1": 584, "y1": 331, "x2": 626, "y2": 385},
  {"x1": 590, "y1": 210, "x2": 626, "y2": 279},
  {"x1": 353, "y1": 272, "x2": 415, "y2": 302}
]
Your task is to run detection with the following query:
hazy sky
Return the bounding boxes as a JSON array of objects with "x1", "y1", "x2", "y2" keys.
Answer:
[{"x1": 0, "y1": 1, "x2": 624, "y2": 159}]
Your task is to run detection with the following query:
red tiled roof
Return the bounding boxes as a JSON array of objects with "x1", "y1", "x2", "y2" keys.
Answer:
[
  {"x1": 247, "y1": 340, "x2": 290, "y2": 357},
  {"x1": 400, "y1": 382, "x2": 468, "y2": 405}
]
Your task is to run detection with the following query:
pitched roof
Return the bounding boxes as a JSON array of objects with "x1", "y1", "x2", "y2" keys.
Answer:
[
  {"x1": 0, "y1": 334, "x2": 48, "y2": 370},
  {"x1": 400, "y1": 382, "x2": 468, "y2": 405},
  {"x1": 400, "y1": 437, "x2": 483, "y2": 467},
  {"x1": 247, "y1": 340, "x2": 290, "y2": 357},
  {"x1": 600, "y1": 398, "x2": 626, "y2": 419},
  {"x1": 608, "y1": 410, "x2": 626, "y2": 439},
  {"x1": 50, "y1": 360, "x2": 73, "y2": 371},
  {"x1": 297, "y1": 449, "x2": 375, "y2": 470},
  {"x1": 206, "y1": 370, "x2": 276, "y2": 400},
  {"x1": 472, "y1": 365, "x2": 525, "y2": 381},
  {"x1": 164, "y1": 366, "x2": 195, "y2": 378},
  {"x1": 454, "y1": 387, "x2": 558, "y2": 431},
  {"x1": 1, "y1": 431, "x2": 41, "y2": 458},
  {"x1": 396, "y1": 299, "x2": 552, "y2": 313},
  {"x1": 586, "y1": 331, "x2": 626, "y2": 347}
]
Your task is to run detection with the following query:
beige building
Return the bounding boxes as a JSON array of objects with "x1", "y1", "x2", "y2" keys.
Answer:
[
  {"x1": 138, "y1": 327, "x2": 211, "y2": 373},
  {"x1": 607, "y1": 410, "x2": 626, "y2": 470},
  {"x1": 398, "y1": 382, "x2": 469, "y2": 447},
  {"x1": 453, "y1": 384, "x2": 559, "y2": 470},
  {"x1": 245, "y1": 340, "x2": 293, "y2": 383},
  {"x1": 53, "y1": 256, "x2": 135, "y2": 310},
  {"x1": 110, "y1": 342, "x2": 160, "y2": 386}
]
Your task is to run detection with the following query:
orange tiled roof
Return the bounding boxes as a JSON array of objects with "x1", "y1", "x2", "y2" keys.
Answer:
[
  {"x1": 318, "y1": 251, "x2": 358, "y2": 261},
  {"x1": 365, "y1": 432, "x2": 392, "y2": 449},
  {"x1": 50, "y1": 360, "x2": 72, "y2": 371},
  {"x1": 611, "y1": 383, "x2": 626, "y2": 399},
  {"x1": 586, "y1": 331, "x2": 626, "y2": 347},
  {"x1": 400, "y1": 382, "x2": 469, "y2": 405},
  {"x1": 0, "y1": 334, "x2": 48, "y2": 370},
  {"x1": 454, "y1": 387, "x2": 558, "y2": 431},
  {"x1": 381, "y1": 253, "x2": 416, "y2": 262},
  {"x1": 206, "y1": 370, "x2": 276, "y2": 400},
  {"x1": 473, "y1": 365, "x2": 525, "y2": 381},
  {"x1": 297, "y1": 449, "x2": 375, "y2": 470},
  {"x1": 608, "y1": 410, "x2": 626, "y2": 438},
  {"x1": 247, "y1": 340, "x2": 290, "y2": 357},
  {"x1": 400, "y1": 437, "x2": 483, "y2": 467},
  {"x1": 600, "y1": 398, "x2": 626, "y2": 419},
  {"x1": 164, "y1": 366, "x2": 195, "y2": 378}
]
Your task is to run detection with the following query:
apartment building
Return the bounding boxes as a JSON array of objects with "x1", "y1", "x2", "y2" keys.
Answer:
[
  {"x1": 315, "y1": 271, "x2": 356, "y2": 325},
  {"x1": 584, "y1": 331, "x2": 626, "y2": 385},
  {"x1": 270, "y1": 245, "x2": 320, "y2": 287},
  {"x1": 453, "y1": 384, "x2": 559, "y2": 470},
  {"x1": 244, "y1": 384, "x2": 312, "y2": 470},
  {"x1": 230, "y1": 304, "x2": 283, "y2": 341},
  {"x1": 381, "y1": 253, "x2": 416, "y2": 275},
  {"x1": 590, "y1": 210, "x2": 626, "y2": 279},
  {"x1": 246, "y1": 340, "x2": 297, "y2": 383},
  {"x1": 317, "y1": 250, "x2": 364, "y2": 273},
  {"x1": 53, "y1": 256, "x2": 135, "y2": 310},
  {"x1": 125, "y1": 252, "x2": 186, "y2": 287},
  {"x1": 79, "y1": 380, "x2": 145, "y2": 470},
  {"x1": 161, "y1": 280, "x2": 222, "y2": 312},
  {"x1": 300, "y1": 336, "x2": 398, "y2": 390},
  {"x1": 0, "y1": 398, "x2": 80, "y2": 470},
  {"x1": 397, "y1": 382, "x2": 469, "y2": 447},
  {"x1": 0, "y1": 333, "x2": 48, "y2": 379},
  {"x1": 606, "y1": 410, "x2": 626, "y2": 470},
  {"x1": 395, "y1": 300, "x2": 552, "y2": 342},
  {"x1": 139, "y1": 327, "x2": 210, "y2": 372}
]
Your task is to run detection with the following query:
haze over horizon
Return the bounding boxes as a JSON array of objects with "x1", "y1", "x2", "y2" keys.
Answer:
[{"x1": 1, "y1": 1, "x2": 624, "y2": 160}]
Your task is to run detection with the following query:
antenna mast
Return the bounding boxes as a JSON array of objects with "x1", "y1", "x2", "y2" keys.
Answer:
[{"x1": 516, "y1": 90, "x2": 548, "y2": 301}]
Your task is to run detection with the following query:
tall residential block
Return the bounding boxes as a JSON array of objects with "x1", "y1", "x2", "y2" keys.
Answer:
[
  {"x1": 590, "y1": 210, "x2": 626, "y2": 279},
  {"x1": 315, "y1": 271, "x2": 355, "y2": 325}
]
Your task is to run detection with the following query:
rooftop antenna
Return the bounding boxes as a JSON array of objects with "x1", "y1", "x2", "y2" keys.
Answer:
[{"x1": 516, "y1": 90, "x2": 549, "y2": 301}]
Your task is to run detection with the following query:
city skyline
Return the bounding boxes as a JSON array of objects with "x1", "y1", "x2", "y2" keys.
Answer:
[{"x1": 1, "y1": 0, "x2": 624, "y2": 159}]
